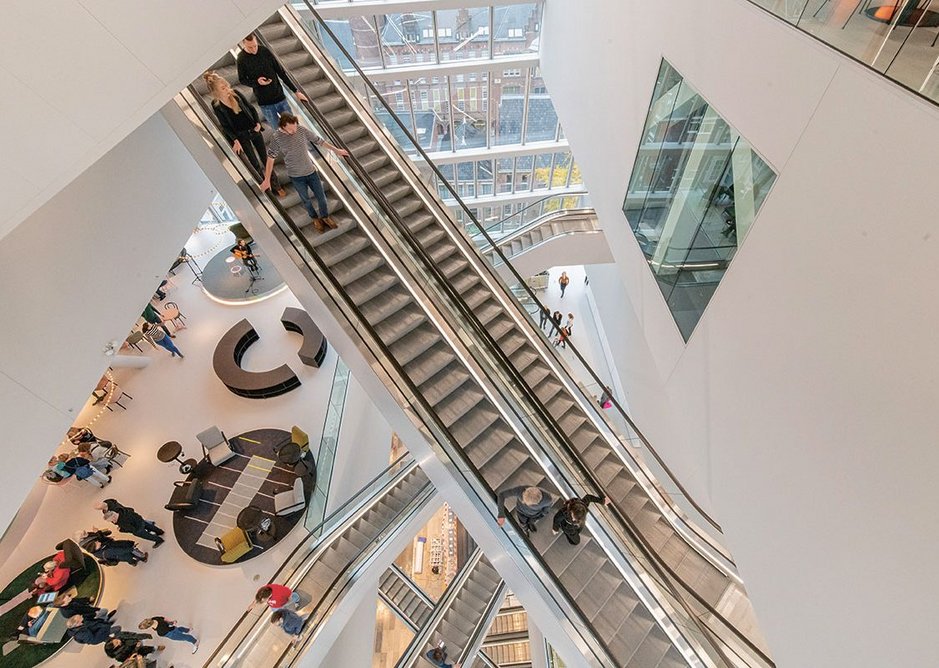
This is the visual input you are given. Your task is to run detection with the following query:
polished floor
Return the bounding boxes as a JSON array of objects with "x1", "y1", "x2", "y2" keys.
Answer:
[{"x1": 0, "y1": 226, "x2": 342, "y2": 668}]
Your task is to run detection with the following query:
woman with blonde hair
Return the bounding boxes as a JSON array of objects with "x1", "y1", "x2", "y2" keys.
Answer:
[{"x1": 203, "y1": 71, "x2": 285, "y2": 195}]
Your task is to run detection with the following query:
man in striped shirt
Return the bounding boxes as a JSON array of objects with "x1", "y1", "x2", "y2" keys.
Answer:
[{"x1": 261, "y1": 113, "x2": 348, "y2": 233}]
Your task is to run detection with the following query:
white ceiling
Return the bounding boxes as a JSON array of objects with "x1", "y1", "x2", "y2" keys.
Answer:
[{"x1": 0, "y1": 0, "x2": 285, "y2": 240}]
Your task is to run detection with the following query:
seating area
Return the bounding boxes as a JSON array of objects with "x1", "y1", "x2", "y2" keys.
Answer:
[
  {"x1": 0, "y1": 555, "x2": 102, "y2": 668},
  {"x1": 168, "y1": 427, "x2": 315, "y2": 566},
  {"x1": 212, "y1": 319, "x2": 301, "y2": 399},
  {"x1": 280, "y1": 306, "x2": 328, "y2": 368}
]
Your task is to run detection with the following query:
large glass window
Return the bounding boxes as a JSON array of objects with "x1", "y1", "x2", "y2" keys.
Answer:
[
  {"x1": 623, "y1": 60, "x2": 776, "y2": 341},
  {"x1": 492, "y1": 3, "x2": 541, "y2": 56}
]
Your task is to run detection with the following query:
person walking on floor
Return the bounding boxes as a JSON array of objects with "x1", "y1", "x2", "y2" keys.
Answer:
[
  {"x1": 204, "y1": 71, "x2": 285, "y2": 194},
  {"x1": 497, "y1": 485, "x2": 556, "y2": 536},
  {"x1": 78, "y1": 529, "x2": 149, "y2": 567},
  {"x1": 139, "y1": 616, "x2": 199, "y2": 654},
  {"x1": 236, "y1": 33, "x2": 308, "y2": 130},
  {"x1": 142, "y1": 322, "x2": 184, "y2": 358},
  {"x1": 260, "y1": 113, "x2": 349, "y2": 233},
  {"x1": 554, "y1": 325, "x2": 569, "y2": 349},
  {"x1": 103, "y1": 510, "x2": 164, "y2": 548},
  {"x1": 249, "y1": 584, "x2": 300, "y2": 611},
  {"x1": 551, "y1": 310, "x2": 562, "y2": 334},
  {"x1": 538, "y1": 305, "x2": 551, "y2": 331},
  {"x1": 552, "y1": 493, "x2": 611, "y2": 545},
  {"x1": 558, "y1": 271, "x2": 570, "y2": 298},
  {"x1": 95, "y1": 499, "x2": 165, "y2": 547},
  {"x1": 105, "y1": 637, "x2": 163, "y2": 663},
  {"x1": 141, "y1": 303, "x2": 174, "y2": 340}
]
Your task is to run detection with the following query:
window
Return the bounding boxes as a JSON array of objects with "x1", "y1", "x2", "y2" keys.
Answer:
[
  {"x1": 479, "y1": 26, "x2": 490, "y2": 36},
  {"x1": 422, "y1": 28, "x2": 433, "y2": 38},
  {"x1": 438, "y1": 27, "x2": 453, "y2": 38},
  {"x1": 508, "y1": 27, "x2": 524, "y2": 38},
  {"x1": 503, "y1": 69, "x2": 522, "y2": 77},
  {"x1": 623, "y1": 59, "x2": 777, "y2": 341}
]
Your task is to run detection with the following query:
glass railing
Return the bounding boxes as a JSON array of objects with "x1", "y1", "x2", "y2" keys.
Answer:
[
  {"x1": 305, "y1": 358, "x2": 350, "y2": 531},
  {"x1": 748, "y1": 0, "x2": 939, "y2": 105}
]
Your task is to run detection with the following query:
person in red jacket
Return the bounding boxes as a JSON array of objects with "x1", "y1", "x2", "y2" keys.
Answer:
[
  {"x1": 29, "y1": 560, "x2": 70, "y2": 595},
  {"x1": 249, "y1": 584, "x2": 300, "y2": 611}
]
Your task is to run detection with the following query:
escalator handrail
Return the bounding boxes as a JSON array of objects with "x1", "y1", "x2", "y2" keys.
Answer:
[
  {"x1": 472, "y1": 191, "x2": 590, "y2": 243},
  {"x1": 304, "y1": 4, "x2": 726, "y2": 543},
  {"x1": 178, "y1": 87, "x2": 619, "y2": 667},
  {"x1": 282, "y1": 9, "x2": 770, "y2": 666}
]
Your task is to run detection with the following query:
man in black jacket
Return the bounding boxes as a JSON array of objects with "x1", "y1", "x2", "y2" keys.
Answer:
[
  {"x1": 236, "y1": 33, "x2": 308, "y2": 130},
  {"x1": 99, "y1": 499, "x2": 165, "y2": 547}
]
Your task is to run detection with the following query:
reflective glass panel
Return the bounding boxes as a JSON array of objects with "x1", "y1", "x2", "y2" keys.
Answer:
[
  {"x1": 377, "y1": 12, "x2": 436, "y2": 66},
  {"x1": 437, "y1": 7, "x2": 491, "y2": 61},
  {"x1": 409, "y1": 75, "x2": 451, "y2": 151},
  {"x1": 623, "y1": 60, "x2": 776, "y2": 341},
  {"x1": 492, "y1": 3, "x2": 541, "y2": 56},
  {"x1": 320, "y1": 16, "x2": 384, "y2": 70},
  {"x1": 525, "y1": 67, "x2": 559, "y2": 142},
  {"x1": 450, "y1": 70, "x2": 489, "y2": 150}
]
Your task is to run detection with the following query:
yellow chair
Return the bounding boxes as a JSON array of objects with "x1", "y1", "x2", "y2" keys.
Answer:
[
  {"x1": 291, "y1": 426, "x2": 310, "y2": 455},
  {"x1": 215, "y1": 527, "x2": 253, "y2": 564}
]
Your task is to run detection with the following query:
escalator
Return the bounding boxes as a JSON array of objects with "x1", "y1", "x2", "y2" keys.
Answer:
[
  {"x1": 204, "y1": 456, "x2": 435, "y2": 666},
  {"x1": 181, "y1": 6, "x2": 772, "y2": 667},
  {"x1": 398, "y1": 550, "x2": 505, "y2": 668},
  {"x1": 379, "y1": 563, "x2": 435, "y2": 630}
]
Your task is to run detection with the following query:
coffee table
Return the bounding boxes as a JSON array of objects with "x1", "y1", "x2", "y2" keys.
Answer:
[{"x1": 157, "y1": 441, "x2": 196, "y2": 474}]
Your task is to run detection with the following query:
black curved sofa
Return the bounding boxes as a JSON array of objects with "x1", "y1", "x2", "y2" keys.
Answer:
[
  {"x1": 281, "y1": 307, "x2": 328, "y2": 368},
  {"x1": 213, "y1": 319, "x2": 300, "y2": 398}
]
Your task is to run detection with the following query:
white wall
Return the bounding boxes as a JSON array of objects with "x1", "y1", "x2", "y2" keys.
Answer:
[
  {"x1": 541, "y1": 1, "x2": 939, "y2": 666},
  {"x1": 0, "y1": 110, "x2": 214, "y2": 534},
  {"x1": 0, "y1": 0, "x2": 285, "y2": 241}
]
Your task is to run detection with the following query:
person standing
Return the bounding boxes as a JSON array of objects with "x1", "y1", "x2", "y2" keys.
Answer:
[
  {"x1": 496, "y1": 485, "x2": 556, "y2": 536},
  {"x1": 552, "y1": 494, "x2": 610, "y2": 545},
  {"x1": 139, "y1": 616, "x2": 199, "y2": 654},
  {"x1": 79, "y1": 529, "x2": 148, "y2": 567},
  {"x1": 564, "y1": 313, "x2": 574, "y2": 337},
  {"x1": 425, "y1": 643, "x2": 461, "y2": 668},
  {"x1": 270, "y1": 609, "x2": 306, "y2": 646},
  {"x1": 558, "y1": 271, "x2": 570, "y2": 298},
  {"x1": 142, "y1": 323, "x2": 184, "y2": 358},
  {"x1": 141, "y1": 303, "x2": 173, "y2": 340},
  {"x1": 95, "y1": 499, "x2": 164, "y2": 544},
  {"x1": 236, "y1": 33, "x2": 308, "y2": 130},
  {"x1": 551, "y1": 311, "x2": 562, "y2": 333},
  {"x1": 250, "y1": 584, "x2": 300, "y2": 611},
  {"x1": 538, "y1": 305, "x2": 550, "y2": 331},
  {"x1": 204, "y1": 71, "x2": 285, "y2": 195},
  {"x1": 105, "y1": 637, "x2": 163, "y2": 663},
  {"x1": 103, "y1": 509, "x2": 165, "y2": 548},
  {"x1": 260, "y1": 113, "x2": 348, "y2": 233}
]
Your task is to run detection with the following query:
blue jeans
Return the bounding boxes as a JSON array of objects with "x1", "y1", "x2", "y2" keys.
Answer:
[
  {"x1": 154, "y1": 336, "x2": 183, "y2": 357},
  {"x1": 290, "y1": 172, "x2": 329, "y2": 220},
  {"x1": 260, "y1": 99, "x2": 291, "y2": 131},
  {"x1": 166, "y1": 626, "x2": 197, "y2": 644}
]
